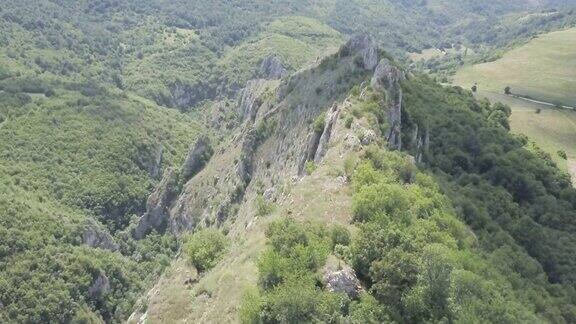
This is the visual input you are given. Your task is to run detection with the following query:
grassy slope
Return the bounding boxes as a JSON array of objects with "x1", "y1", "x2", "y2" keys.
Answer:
[
  {"x1": 454, "y1": 28, "x2": 576, "y2": 106},
  {"x1": 482, "y1": 92, "x2": 576, "y2": 170}
]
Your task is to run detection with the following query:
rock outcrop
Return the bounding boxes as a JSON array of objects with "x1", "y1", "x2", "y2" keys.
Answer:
[
  {"x1": 133, "y1": 168, "x2": 177, "y2": 239},
  {"x1": 89, "y1": 272, "x2": 111, "y2": 299},
  {"x1": 342, "y1": 35, "x2": 379, "y2": 70},
  {"x1": 371, "y1": 59, "x2": 405, "y2": 150},
  {"x1": 238, "y1": 80, "x2": 267, "y2": 122},
  {"x1": 314, "y1": 103, "x2": 340, "y2": 163},
  {"x1": 260, "y1": 55, "x2": 287, "y2": 80},
  {"x1": 82, "y1": 219, "x2": 118, "y2": 251},
  {"x1": 165, "y1": 81, "x2": 216, "y2": 110},
  {"x1": 412, "y1": 124, "x2": 430, "y2": 163},
  {"x1": 323, "y1": 264, "x2": 363, "y2": 299},
  {"x1": 148, "y1": 145, "x2": 163, "y2": 179},
  {"x1": 182, "y1": 136, "x2": 213, "y2": 182},
  {"x1": 236, "y1": 128, "x2": 259, "y2": 185}
]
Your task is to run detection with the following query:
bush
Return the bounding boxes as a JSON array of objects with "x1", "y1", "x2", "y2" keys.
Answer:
[
  {"x1": 345, "y1": 115, "x2": 354, "y2": 129},
  {"x1": 558, "y1": 150, "x2": 568, "y2": 160},
  {"x1": 330, "y1": 224, "x2": 351, "y2": 247},
  {"x1": 255, "y1": 195, "x2": 274, "y2": 217},
  {"x1": 305, "y1": 161, "x2": 317, "y2": 175},
  {"x1": 183, "y1": 229, "x2": 228, "y2": 271},
  {"x1": 313, "y1": 113, "x2": 326, "y2": 133}
]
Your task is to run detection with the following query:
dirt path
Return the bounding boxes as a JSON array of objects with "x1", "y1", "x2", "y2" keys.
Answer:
[{"x1": 507, "y1": 94, "x2": 576, "y2": 111}]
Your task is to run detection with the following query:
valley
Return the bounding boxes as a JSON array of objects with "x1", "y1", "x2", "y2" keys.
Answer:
[{"x1": 1, "y1": 1, "x2": 576, "y2": 323}]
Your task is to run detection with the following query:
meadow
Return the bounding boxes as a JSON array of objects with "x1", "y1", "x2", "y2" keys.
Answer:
[{"x1": 454, "y1": 28, "x2": 576, "y2": 107}]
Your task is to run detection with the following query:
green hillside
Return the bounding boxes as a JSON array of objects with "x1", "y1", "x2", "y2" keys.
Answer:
[
  {"x1": 453, "y1": 28, "x2": 576, "y2": 179},
  {"x1": 455, "y1": 28, "x2": 576, "y2": 107},
  {"x1": 1, "y1": 1, "x2": 576, "y2": 322}
]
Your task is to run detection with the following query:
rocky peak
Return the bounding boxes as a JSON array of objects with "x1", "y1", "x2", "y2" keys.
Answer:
[
  {"x1": 259, "y1": 55, "x2": 287, "y2": 80},
  {"x1": 342, "y1": 35, "x2": 379, "y2": 70},
  {"x1": 371, "y1": 59, "x2": 405, "y2": 150}
]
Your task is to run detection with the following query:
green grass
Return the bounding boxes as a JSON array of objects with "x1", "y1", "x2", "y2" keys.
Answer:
[{"x1": 454, "y1": 28, "x2": 576, "y2": 106}]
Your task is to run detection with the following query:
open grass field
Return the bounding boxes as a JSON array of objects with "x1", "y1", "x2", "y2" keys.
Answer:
[{"x1": 454, "y1": 28, "x2": 576, "y2": 107}]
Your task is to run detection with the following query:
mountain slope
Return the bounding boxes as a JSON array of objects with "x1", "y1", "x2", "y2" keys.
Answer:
[{"x1": 132, "y1": 38, "x2": 576, "y2": 323}]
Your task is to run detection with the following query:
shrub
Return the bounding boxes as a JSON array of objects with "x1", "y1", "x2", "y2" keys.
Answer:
[
  {"x1": 305, "y1": 161, "x2": 317, "y2": 175},
  {"x1": 345, "y1": 115, "x2": 353, "y2": 129},
  {"x1": 558, "y1": 150, "x2": 568, "y2": 160},
  {"x1": 330, "y1": 224, "x2": 351, "y2": 247},
  {"x1": 183, "y1": 229, "x2": 228, "y2": 271},
  {"x1": 255, "y1": 195, "x2": 274, "y2": 217},
  {"x1": 313, "y1": 113, "x2": 326, "y2": 133}
]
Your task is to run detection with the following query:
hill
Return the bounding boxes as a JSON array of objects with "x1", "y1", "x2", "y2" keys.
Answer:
[
  {"x1": 454, "y1": 28, "x2": 576, "y2": 107},
  {"x1": 453, "y1": 28, "x2": 576, "y2": 180},
  {"x1": 1, "y1": 1, "x2": 576, "y2": 322},
  {"x1": 130, "y1": 38, "x2": 576, "y2": 323}
]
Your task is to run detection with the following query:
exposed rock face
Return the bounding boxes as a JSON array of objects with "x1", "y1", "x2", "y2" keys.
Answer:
[
  {"x1": 343, "y1": 35, "x2": 379, "y2": 70},
  {"x1": 238, "y1": 80, "x2": 267, "y2": 122},
  {"x1": 298, "y1": 103, "x2": 342, "y2": 175},
  {"x1": 413, "y1": 124, "x2": 430, "y2": 163},
  {"x1": 314, "y1": 103, "x2": 340, "y2": 163},
  {"x1": 298, "y1": 130, "x2": 323, "y2": 175},
  {"x1": 263, "y1": 187, "x2": 277, "y2": 203},
  {"x1": 344, "y1": 133, "x2": 362, "y2": 151},
  {"x1": 148, "y1": 145, "x2": 163, "y2": 179},
  {"x1": 236, "y1": 128, "x2": 259, "y2": 185},
  {"x1": 165, "y1": 81, "x2": 216, "y2": 110},
  {"x1": 324, "y1": 265, "x2": 363, "y2": 299},
  {"x1": 371, "y1": 59, "x2": 405, "y2": 150},
  {"x1": 361, "y1": 129, "x2": 377, "y2": 146},
  {"x1": 182, "y1": 136, "x2": 213, "y2": 181},
  {"x1": 82, "y1": 219, "x2": 118, "y2": 251},
  {"x1": 133, "y1": 168, "x2": 177, "y2": 239},
  {"x1": 260, "y1": 55, "x2": 287, "y2": 80},
  {"x1": 89, "y1": 273, "x2": 110, "y2": 299}
]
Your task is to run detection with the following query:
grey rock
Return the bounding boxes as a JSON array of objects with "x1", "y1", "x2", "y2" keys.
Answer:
[
  {"x1": 343, "y1": 35, "x2": 379, "y2": 70},
  {"x1": 324, "y1": 264, "x2": 363, "y2": 299},
  {"x1": 82, "y1": 219, "x2": 118, "y2": 251},
  {"x1": 236, "y1": 128, "x2": 259, "y2": 184},
  {"x1": 89, "y1": 273, "x2": 110, "y2": 299},
  {"x1": 260, "y1": 55, "x2": 287, "y2": 80},
  {"x1": 263, "y1": 187, "x2": 277, "y2": 203},
  {"x1": 314, "y1": 103, "x2": 340, "y2": 163},
  {"x1": 238, "y1": 80, "x2": 267, "y2": 122},
  {"x1": 344, "y1": 133, "x2": 361, "y2": 151},
  {"x1": 165, "y1": 81, "x2": 215, "y2": 109},
  {"x1": 133, "y1": 168, "x2": 177, "y2": 239},
  {"x1": 298, "y1": 130, "x2": 323, "y2": 176},
  {"x1": 182, "y1": 136, "x2": 213, "y2": 181},
  {"x1": 361, "y1": 129, "x2": 377, "y2": 145},
  {"x1": 148, "y1": 145, "x2": 163, "y2": 179},
  {"x1": 371, "y1": 59, "x2": 405, "y2": 150}
]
